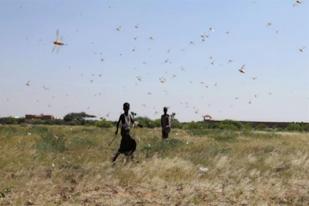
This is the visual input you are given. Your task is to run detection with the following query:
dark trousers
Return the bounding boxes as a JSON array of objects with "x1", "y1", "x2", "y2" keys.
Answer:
[{"x1": 162, "y1": 128, "x2": 170, "y2": 139}]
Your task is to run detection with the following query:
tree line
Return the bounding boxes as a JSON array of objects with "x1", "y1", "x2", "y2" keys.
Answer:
[{"x1": 0, "y1": 112, "x2": 309, "y2": 132}]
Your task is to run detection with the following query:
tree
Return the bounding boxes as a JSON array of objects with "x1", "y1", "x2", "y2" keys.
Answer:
[{"x1": 63, "y1": 112, "x2": 96, "y2": 125}]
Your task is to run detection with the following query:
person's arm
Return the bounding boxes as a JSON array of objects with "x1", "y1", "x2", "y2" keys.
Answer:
[
  {"x1": 161, "y1": 115, "x2": 164, "y2": 127},
  {"x1": 167, "y1": 115, "x2": 171, "y2": 127},
  {"x1": 115, "y1": 115, "x2": 122, "y2": 135},
  {"x1": 130, "y1": 114, "x2": 135, "y2": 128}
]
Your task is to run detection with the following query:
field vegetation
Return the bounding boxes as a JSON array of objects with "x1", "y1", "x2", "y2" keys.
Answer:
[{"x1": 0, "y1": 125, "x2": 308, "y2": 205}]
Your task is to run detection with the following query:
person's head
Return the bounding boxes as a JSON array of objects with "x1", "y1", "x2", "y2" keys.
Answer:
[
  {"x1": 123, "y1": 102, "x2": 130, "y2": 112},
  {"x1": 163, "y1": 107, "x2": 168, "y2": 114}
]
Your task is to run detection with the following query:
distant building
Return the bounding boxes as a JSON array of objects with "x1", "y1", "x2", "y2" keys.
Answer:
[{"x1": 25, "y1": 114, "x2": 55, "y2": 121}]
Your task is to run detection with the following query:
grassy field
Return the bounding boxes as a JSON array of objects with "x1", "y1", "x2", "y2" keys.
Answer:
[{"x1": 0, "y1": 125, "x2": 308, "y2": 205}]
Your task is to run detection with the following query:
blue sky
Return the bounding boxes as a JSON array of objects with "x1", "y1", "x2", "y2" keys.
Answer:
[{"x1": 0, "y1": 0, "x2": 308, "y2": 122}]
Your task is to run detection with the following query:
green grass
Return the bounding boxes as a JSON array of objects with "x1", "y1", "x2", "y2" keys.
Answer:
[
  {"x1": 35, "y1": 132, "x2": 66, "y2": 153},
  {"x1": 141, "y1": 137, "x2": 184, "y2": 158}
]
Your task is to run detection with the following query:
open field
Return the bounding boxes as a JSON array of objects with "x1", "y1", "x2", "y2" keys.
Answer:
[{"x1": 0, "y1": 125, "x2": 308, "y2": 205}]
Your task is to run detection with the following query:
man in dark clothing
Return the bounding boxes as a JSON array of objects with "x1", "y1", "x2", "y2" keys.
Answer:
[
  {"x1": 161, "y1": 107, "x2": 171, "y2": 139},
  {"x1": 112, "y1": 102, "x2": 136, "y2": 162}
]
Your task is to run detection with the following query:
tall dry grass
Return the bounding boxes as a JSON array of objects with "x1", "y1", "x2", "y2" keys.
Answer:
[{"x1": 0, "y1": 125, "x2": 308, "y2": 205}]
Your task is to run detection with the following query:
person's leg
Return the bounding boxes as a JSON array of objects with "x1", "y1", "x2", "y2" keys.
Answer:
[
  {"x1": 162, "y1": 130, "x2": 168, "y2": 140},
  {"x1": 162, "y1": 129, "x2": 165, "y2": 139},
  {"x1": 112, "y1": 152, "x2": 120, "y2": 162},
  {"x1": 124, "y1": 151, "x2": 135, "y2": 163},
  {"x1": 113, "y1": 131, "x2": 126, "y2": 162}
]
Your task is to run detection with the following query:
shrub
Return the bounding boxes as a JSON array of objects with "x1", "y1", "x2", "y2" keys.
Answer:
[
  {"x1": 218, "y1": 120, "x2": 242, "y2": 130},
  {"x1": 36, "y1": 132, "x2": 66, "y2": 153},
  {"x1": 255, "y1": 123, "x2": 267, "y2": 130},
  {"x1": 135, "y1": 117, "x2": 160, "y2": 128},
  {"x1": 171, "y1": 118, "x2": 183, "y2": 129},
  {"x1": 95, "y1": 119, "x2": 113, "y2": 128},
  {"x1": 286, "y1": 123, "x2": 304, "y2": 131},
  {"x1": 0, "y1": 117, "x2": 23, "y2": 124},
  {"x1": 242, "y1": 123, "x2": 252, "y2": 131}
]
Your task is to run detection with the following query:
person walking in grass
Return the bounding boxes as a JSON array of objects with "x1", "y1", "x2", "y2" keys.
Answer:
[
  {"x1": 161, "y1": 107, "x2": 171, "y2": 140},
  {"x1": 112, "y1": 102, "x2": 136, "y2": 162}
]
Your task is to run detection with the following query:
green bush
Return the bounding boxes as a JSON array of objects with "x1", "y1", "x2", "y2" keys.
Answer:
[
  {"x1": 36, "y1": 132, "x2": 66, "y2": 153},
  {"x1": 171, "y1": 118, "x2": 183, "y2": 129},
  {"x1": 255, "y1": 123, "x2": 267, "y2": 130},
  {"x1": 286, "y1": 123, "x2": 304, "y2": 131},
  {"x1": 135, "y1": 117, "x2": 160, "y2": 128},
  {"x1": 242, "y1": 123, "x2": 252, "y2": 131},
  {"x1": 32, "y1": 119, "x2": 64, "y2": 125},
  {"x1": 218, "y1": 120, "x2": 242, "y2": 130},
  {"x1": 134, "y1": 116, "x2": 181, "y2": 129},
  {"x1": 0, "y1": 117, "x2": 23, "y2": 124},
  {"x1": 95, "y1": 119, "x2": 113, "y2": 128}
]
